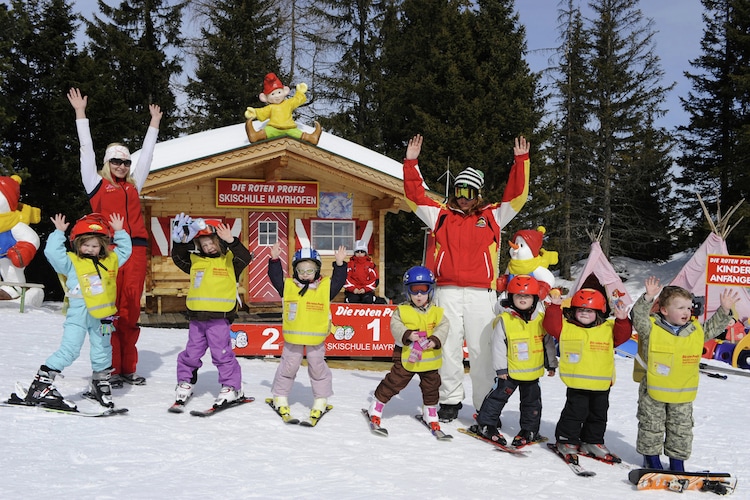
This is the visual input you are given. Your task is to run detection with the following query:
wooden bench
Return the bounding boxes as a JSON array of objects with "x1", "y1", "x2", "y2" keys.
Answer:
[{"x1": 0, "y1": 281, "x2": 45, "y2": 313}]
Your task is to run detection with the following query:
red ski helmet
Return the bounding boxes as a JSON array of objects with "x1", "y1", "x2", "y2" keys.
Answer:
[
  {"x1": 571, "y1": 288, "x2": 607, "y2": 313},
  {"x1": 507, "y1": 275, "x2": 541, "y2": 296},
  {"x1": 195, "y1": 218, "x2": 223, "y2": 237},
  {"x1": 69, "y1": 213, "x2": 111, "y2": 243}
]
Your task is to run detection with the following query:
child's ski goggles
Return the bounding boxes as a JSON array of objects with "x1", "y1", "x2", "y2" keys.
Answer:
[{"x1": 408, "y1": 284, "x2": 430, "y2": 295}]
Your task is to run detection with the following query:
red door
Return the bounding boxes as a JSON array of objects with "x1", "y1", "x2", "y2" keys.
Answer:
[{"x1": 247, "y1": 211, "x2": 288, "y2": 303}]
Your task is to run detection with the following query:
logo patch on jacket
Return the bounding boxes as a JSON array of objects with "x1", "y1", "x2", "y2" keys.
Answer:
[{"x1": 475, "y1": 217, "x2": 487, "y2": 228}]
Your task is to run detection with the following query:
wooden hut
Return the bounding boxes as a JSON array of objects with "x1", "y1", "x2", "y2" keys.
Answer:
[{"x1": 133, "y1": 122, "x2": 421, "y2": 317}]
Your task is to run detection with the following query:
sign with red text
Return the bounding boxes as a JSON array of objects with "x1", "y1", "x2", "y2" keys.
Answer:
[
  {"x1": 706, "y1": 254, "x2": 750, "y2": 286},
  {"x1": 216, "y1": 178, "x2": 318, "y2": 209},
  {"x1": 230, "y1": 303, "x2": 397, "y2": 357},
  {"x1": 230, "y1": 303, "x2": 470, "y2": 358}
]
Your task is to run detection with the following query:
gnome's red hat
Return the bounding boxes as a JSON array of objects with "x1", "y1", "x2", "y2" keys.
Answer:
[
  {"x1": 0, "y1": 175, "x2": 22, "y2": 212},
  {"x1": 511, "y1": 226, "x2": 546, "y2": 257},
  {"x1": 263, "y1": 73, "x2": 284, "y2": 94}
]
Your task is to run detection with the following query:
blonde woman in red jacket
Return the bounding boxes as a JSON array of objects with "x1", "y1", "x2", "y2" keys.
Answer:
[{"x1": 68, "y1": 88, "x2": 162, "y2": 388}]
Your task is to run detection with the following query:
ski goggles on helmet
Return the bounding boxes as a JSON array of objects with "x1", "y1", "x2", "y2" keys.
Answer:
[
  {"x1": 454, "y1": 184, "x2": 478, "y2": 200},
  {"x1": 408, "y1": 284, "x2": 430, "y2": 295}
]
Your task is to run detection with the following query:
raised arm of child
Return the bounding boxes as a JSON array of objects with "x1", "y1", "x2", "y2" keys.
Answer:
[{"x1": 50, "y1": 214, "x2": 69, "y2": 232}]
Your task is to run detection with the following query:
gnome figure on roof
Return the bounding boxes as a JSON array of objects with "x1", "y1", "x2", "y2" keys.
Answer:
[
  {"x1": 244, "y1": 72, "x2": 322, "y2": 145},
  {"x1": 498, "y1": 226, "x2": 558, "y2": 299},
  {"x1": 0, "y1": 175, "x2": 43, "y2": 307}
]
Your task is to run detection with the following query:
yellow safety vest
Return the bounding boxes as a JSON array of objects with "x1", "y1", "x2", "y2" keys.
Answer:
[
  {"x1": 398, "y1": 304, "x2": 444, "y2": 372},
  {"x1": 497, "y1": 313, "x2": 546, "y2": 381},
  {"x1": 186, "y1": 251, "x2": 237, "y2": 312},
  {"x1": 69, "y1": 253, "x2": 119, "y2": 319},
  {"x1": 282, "y1": 278, "x2": 332, "y2": 345},
  {"x1": 558, "y1": 321, "x2": 615, "y2": 391},
  {"x1": 646, "y1": 318, "x2": 704, "y2": 403}
]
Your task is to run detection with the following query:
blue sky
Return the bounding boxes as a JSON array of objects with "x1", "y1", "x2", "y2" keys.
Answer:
[
  {"x1": 518, "y1": 0, "x2": 705, "y2": 131},
  {"x1": 68, "y1": 0, "x2": 704, "y2": 131}
]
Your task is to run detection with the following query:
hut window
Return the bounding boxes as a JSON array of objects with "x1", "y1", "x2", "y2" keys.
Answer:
[
  {"x1": 311, "y1": 220, "x2": 355, "y2": 252},
  {"x1": 257, "y1": 220, "x2": 278, "y2": 246}
]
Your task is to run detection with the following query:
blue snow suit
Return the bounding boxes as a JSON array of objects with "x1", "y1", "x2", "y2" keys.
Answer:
[{"x1": 43, "y1": 228, "x2": 131, "y2": 372}]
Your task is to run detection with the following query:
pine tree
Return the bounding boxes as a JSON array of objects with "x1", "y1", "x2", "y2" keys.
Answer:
[
  {"x1": 676, "y1": 0, "x2": 750, "y2": 253},
  {"x1": 0, "y1": 3, "x2": 14, "y2": 174},
  {"x1": 184, "y1": 0, "x2": 282, "y2": 132},
  {"x1": 308, "y1": 0, "x2": 387, "y2": 146},
  {"x1": 0, "y1": 0, "x2": 88, "y2": 297},
  {"x1": 582, "y1": 0, "x2": 673, "y2": 258},
  {"x1": 379, "y1": 0, "x2": 544, "y2": 294},
  {"x1": 82, "y1": 0, "x2": 183, "y2": 143}
]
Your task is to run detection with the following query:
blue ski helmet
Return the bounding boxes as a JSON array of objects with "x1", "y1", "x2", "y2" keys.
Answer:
[
  {"x1": 402, "y1": 265, "x2": 436, "y2": 302},
  {"x1": 293, "y1": 247, "x2": 322, "y2": 281}
]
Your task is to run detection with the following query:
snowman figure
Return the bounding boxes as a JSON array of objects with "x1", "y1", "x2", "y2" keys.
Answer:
[
  {"x1": 498, "y1": 226, "x2": 558, "y2": 299},
  {"x1": 0, "y1": 175, "x2": 43, "y2": 308}
]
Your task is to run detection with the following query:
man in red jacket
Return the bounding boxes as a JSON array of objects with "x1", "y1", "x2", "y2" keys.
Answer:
[{"x1": 403, "y1": 134, "x2": 530, "y2": 421}]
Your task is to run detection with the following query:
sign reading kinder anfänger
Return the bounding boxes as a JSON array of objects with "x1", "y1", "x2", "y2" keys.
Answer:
[
  {"x1": 706, "y1": 254, "x2": 750, "y2": 286},
  {"x1": 216, "y1": 178, "x2": 319, "y2": 209}
]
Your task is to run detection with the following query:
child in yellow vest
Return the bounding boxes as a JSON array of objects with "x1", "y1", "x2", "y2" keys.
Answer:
[
  {"x1": 632, "y1": 277, "x2": 738, "y2": 471},
  {"x1": 21, "y1": 213, "x2": 130, "y2": 411},
  {"x1": 544, "y1": 288, "x2": 631, "y2": 463},
  {"x1": 366, "y1": 266, "x2": 449, "y2": 434},
  {"x1": 170, "y1": 215, "x2": 254, "y2": 409},
  {"x1": 267, "y1": 242, "x2": 346, "y2": 423},
  {"x1": 473, "y1": 275, "x2": 557, "y2": 447}
]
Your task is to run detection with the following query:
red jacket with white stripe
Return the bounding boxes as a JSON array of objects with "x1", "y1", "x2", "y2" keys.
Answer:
[{"x1": 403, "y1": 153, "x2": 529, "y2": 289}]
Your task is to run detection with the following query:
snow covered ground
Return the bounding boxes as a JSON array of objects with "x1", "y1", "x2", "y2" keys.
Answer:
[{"x1": 1, "y1": 253, "x2": 748, "y2": 499}]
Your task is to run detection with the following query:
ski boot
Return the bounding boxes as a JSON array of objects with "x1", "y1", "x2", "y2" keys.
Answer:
[
  {"x1": 88, "y1": 370, "x2": 114, "y2": 408},
  {"x1": 556, "y1": 441, "x2": 579, "y2": 458},
  {"x1": 121, "y1": 373, "x2": 146, "y2": 385},
  {"x1": 175, "y1": 382, "x2": 193, "y2": 404},
  {"x1": 25, "y1": 365, "x2": 76, "y2": 411},
  {"x1": 437, "y1": 402, "x2": 462, "y2": 422},
  {"x1": 214, "y1": 386, "x2": 242, "y2": 408},
  {"x1": 423, "y1": 405, "x2": 441, "y2": 433},
  {"x1": 579, "y1": 442, "x2": 621, "y2": 463},
  {"x1": 476, "y1": 424, "x2": 506, "y2": 445},
  {"x1": 669, "y1": 457, "x2": 685, "y2": 472},
  {"x1": 512, "y1": 429, "x2": 543, "y2": 447},
  {"x1": 109, "y1": 374, "x2": 123, "y2": 389},
  {"x1": 643, "y1": 454, "x2": 664, "y2": 469},
  {"x1": 308, "y1": 397, "x2": 329, "y2": 424},
  {"x1": 267, "y1": 396, "x2": 299, "y2": 424},
  {"x1": 368, "y1": 399, "x2": 385, "y2": 427}
]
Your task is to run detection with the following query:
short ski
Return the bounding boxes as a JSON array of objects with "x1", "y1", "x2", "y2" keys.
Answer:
[
  {"x1": 81, "y1": 390, "x2": 126, "y2": 412},
  {"x1": 300, "y1": 405, "x2": 333, "y2": 427},
  {"x1": 168, "y1": 398, "x2": 191, "y2": 414},
  {"x1": 415, "y1": 414, "x2": 453, "y2": 441},
  {"x1": 699, "y1": 362, "x2": 750, "y2": 378},
  {"x1": 362, "y1": 409, "x2": 388, "y2": 437},
  {"x1": 578, "y1": 447, "x2": 624, "y2": 466},
  {"x1": 458, "y1": 426, "x2": 527, "y2": 455},
  {"x1": 629, "y1": 468, "x2": 736, "y2": 495},
  {"x1": 3, "y1": 392, "x2": 127, "y2": 417},
  {"x1": 547, "y1": 443, "x2": 596, "y2": 477},
  {"x1": 265, "y1": 398, "x2": 300, "y2": 424},
  {"x1": 190, "y1": 396, "x2": 255, "y2": 417},
  {"x1": 513, "y1": 435, "x2": 549, "y2": 450}
]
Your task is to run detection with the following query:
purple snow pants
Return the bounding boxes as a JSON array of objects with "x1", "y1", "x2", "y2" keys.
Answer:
[{"x1": 177, "y1": 318, "x2": 242, "y2": 390}]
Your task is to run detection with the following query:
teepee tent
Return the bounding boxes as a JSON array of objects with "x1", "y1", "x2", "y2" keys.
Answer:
[
  {"x1": 568, "y1": 226, "x2": 633, "y2": 313},
  {"x1": 669, "y1": 196, "x2": 750, "y2": 324}
]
